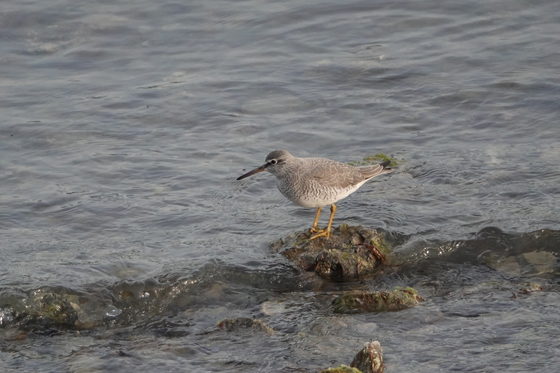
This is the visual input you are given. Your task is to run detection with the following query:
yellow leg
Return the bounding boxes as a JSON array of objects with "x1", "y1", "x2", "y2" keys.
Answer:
[
  {"x1": 310, "y1": 207, "x2": 322, "y2": 232},
  {"x1": 325, "y1": 203, "x2": 336, "y2": 235},
  {"x1": 310, "y1": 204, "x2": 336, "y2": 240}
]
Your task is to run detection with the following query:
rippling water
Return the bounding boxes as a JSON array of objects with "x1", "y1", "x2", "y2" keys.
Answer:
[{"x1": 1, "y1": 0, "x2": 560, "y2": 371}]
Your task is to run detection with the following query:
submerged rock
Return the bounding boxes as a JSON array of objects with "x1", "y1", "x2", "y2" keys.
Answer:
[
  {"x1": 457, "y1": 228, "x2": 560, "y2": 277},
  {"x1": 1, "y1": 287, "x2": 118, "y2": 330},
  {"x1": 518, "y1": 282, "x2": 542, "y2": 294},
  {"x1": 35, "y1": 293, "x2": 79, "y2": 326},
  {"x1": 216, "y1": 317, "x2": 275, "y2": 335},
  {"x1": 333, "y1": 287, "x2": 423, "y2": 314},
  {"x1": 350, "y1": 341, "x2": 384, "y2": 373},
  {"x1": 272, "y1": 225, "x2": 392, "y2": 281},
  {"x1": 321, "y1": 365, "x2": 362, "y2": 373}
]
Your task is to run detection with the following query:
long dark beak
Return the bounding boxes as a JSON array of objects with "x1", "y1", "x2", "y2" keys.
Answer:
[{"x1": 237, "y1": 164, "x2": 267, "y2": 180}]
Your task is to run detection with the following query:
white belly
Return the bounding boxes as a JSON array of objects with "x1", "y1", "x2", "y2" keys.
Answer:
[{"x1": 277, "y1": 179, "x2": 366, "y2": 208}]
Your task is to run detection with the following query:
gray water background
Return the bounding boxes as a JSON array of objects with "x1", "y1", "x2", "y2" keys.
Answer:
[{"x1": 1, "y1": 0, "x2": 560, "y2": 371}]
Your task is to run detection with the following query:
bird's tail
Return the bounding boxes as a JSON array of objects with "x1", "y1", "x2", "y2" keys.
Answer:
[
  {"x1": 359, "y1": 160, "x2": 392, "y2": 179},
  {"x1": 379, "y1": 160, "x2": 391, "y2": 170}
]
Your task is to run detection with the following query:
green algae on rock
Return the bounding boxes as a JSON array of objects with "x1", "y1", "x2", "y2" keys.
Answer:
[
  {"x1": 347, "y1": 154, "x2": 399, "y2": 167},
  {"x1": 320, "y1": 365, "x2": 362, "y2": 373},
  {"x1": 34, "y1": 292, "x2": 79, "y2": 326},
  {"x1": 272, "y1": 225, "x2": 392, "y2": 281},
  {"x1": 351, "y1": 341, "x2": 384, "y2": 373},
  {"x1": 322, "y1": 340, "x2": 384, "y2": 373},
  {"x1": 216, "y1": 317, "x2": 275, "y2": 335},
  {"x1": 333, "y1": 287, "x2": 423, "y2": 314}
]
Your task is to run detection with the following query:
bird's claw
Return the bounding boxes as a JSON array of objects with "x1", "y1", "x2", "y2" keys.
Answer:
[{"x1": 310, "y1": 229, "x2": 330, "y2": 240}]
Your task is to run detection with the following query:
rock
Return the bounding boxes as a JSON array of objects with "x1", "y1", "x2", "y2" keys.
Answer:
[
  {"x1": 36, "y1": 293, "x2": 79, "y2": 325},
  {"x1": 518, "y1": 282, "x2": 542, "y2": 294},
  {"x1": 351, "y1": 341, "x2": 384, "y2": 373},
  {"x1": 216, "y1": 317, "x2": 275, "y2": 335},
  {"x1": 320, "y1": 365, "x2": 362, "y2": 373},
  {"x1": 272, "y1": 225, "x2": 391, "y2": 281},
  {"x1": 333, "y1": 287, "x2": 423, "y2": 314}
]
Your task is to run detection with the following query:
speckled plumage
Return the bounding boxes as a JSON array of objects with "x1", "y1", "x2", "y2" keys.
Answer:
[{"x1": 237, "y1": 150, "x2": 392, "y2": 239}]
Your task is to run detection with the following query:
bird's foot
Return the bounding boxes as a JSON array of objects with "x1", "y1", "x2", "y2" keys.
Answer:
[{"x1": 310, "y1": 228, "x2": 330, "y2": 240}]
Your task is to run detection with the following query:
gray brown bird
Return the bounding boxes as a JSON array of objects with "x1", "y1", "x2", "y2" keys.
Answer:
[{"x1": 237, "y1": 150, "x2": 392, "y2": 239}]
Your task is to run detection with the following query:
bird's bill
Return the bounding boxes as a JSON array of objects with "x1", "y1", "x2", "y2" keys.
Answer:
[{"x1": 237, "y1": 164, "x2": 267, "y2": 180}]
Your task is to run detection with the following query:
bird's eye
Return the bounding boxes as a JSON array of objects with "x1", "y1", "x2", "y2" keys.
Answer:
[{"x1": 269, "y1": 159, "x2": 278, "y2": 165}]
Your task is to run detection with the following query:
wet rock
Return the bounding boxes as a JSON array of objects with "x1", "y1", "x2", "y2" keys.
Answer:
[
  {"x1": 478, "y1": 249, "x2": 560, "y2": 277},
  {"x1": 216, "y1": 317, "x2": 275, "y2": 335},
  {"x1": 320, "y1": 365, "x2": 362, "y2": 373},
  {"x1": 322, "y1": 341, "x2": 384, "y2": 373},
  {"x1": 272, "y1": 225, "x2": 391, "y2": 281},
  {"x1": 350, "y1": 341, "x2": 384, "y2": 373},
  {"x1": 518, "y1": 282, "x2": 542, "y2": 294},
  {"x1": 521, "y1": 251, "x2": 558, "y2": 276},
  {"x1": 4, "y1": 288, "x2": 102, "y2": 330},
  {"x1": 0, "y1": 307, "x2": 15, "y2": 327},
  {"x1": 333, "y1": 287, "x2": 423, "y2": 314},
  {"x1": 348, "y1": 154, "x2": 399, "y2": 167},
  {"x1": 458, "y1": 228, "x2": 560, "y2": 277},
  {"x1": 35, "y1": 293, "x2": 79, "y2": 326}
]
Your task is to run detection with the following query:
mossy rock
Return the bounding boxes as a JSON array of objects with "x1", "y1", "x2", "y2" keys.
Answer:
[
  {"x1": 322, "y1": 341, "x2": 384, "y2": 373},
  {"x1": 347, "y1": 154, "x2": 399, "y2": 167},
  {"x1": 216, "y1": 317, "x2": 275, "y2": 335},
  {"x1": 34, "y1": 292, "x2": 79, "y2": 326},
  {"x1": 333, "y1": 287, "x2": 423, "y2": 314},
  {"x1": 351, "y1": 341, "x2": 384, "y2": 373},
  {"x1": 321, "y1": 365, "x2": 362, "y2": 373},
  {"x1": 272, "y1": 225, "x2": 392, "y2": 281}
]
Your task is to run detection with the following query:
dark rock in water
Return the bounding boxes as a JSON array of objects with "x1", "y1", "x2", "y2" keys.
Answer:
[
  {"x1": 272, "y1": 224, "x2": 391, "y2": 281},
  {"x1": 320, "y1": 365, "x2": 362, "y2": 373},
  {"x1": 216, "y1": 317, "x2": 275, "y2": 335},
  {"x1": 11, "y1": 288, "x2": 97, "y2": 330},
  {"x1": 351, "y1": 341, "x2": 384, "y2": 373},
  {"x1": 321, "y1": 341, "x2": 384, "y2": 373},
  {"x1": 333, "y1": 287, "x2": 423, "y2": 314},
  {"x1": 36, "y1": 293, "x2": 79, "y2": 326}
]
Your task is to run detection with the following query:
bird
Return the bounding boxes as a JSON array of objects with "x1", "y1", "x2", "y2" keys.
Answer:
[{"x1": 237, "y1": 150, "x2": 392, "y2": 239}]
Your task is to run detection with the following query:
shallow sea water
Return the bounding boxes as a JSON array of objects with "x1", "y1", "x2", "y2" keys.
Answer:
[{"x1": 1, "y1": 0, "x2": 560, "y2": 371}]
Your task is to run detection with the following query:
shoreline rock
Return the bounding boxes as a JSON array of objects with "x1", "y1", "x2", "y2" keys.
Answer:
[
  {"x1": 272, "y1": 225, "x2": 392, "y2": 281},
  {"x1": 333, "y1": 287, "x2": 423, "y2": 314}
]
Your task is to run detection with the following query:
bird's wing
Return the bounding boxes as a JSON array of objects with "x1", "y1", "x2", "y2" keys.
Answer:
[{"x1": 304, "y1": 160, "x2": 366, "y2": 189}]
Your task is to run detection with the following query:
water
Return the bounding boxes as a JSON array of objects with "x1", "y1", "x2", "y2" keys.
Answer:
[{"x1": 1, "y1": 0, "x2": 560, "y2": 371}]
